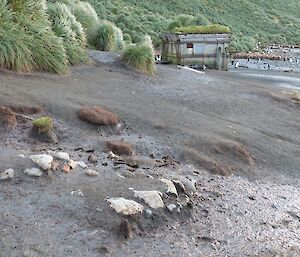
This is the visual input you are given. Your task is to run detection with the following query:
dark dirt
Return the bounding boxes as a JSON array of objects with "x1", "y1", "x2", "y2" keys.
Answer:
[{"x1": 0, "y1": 51, "x2": 300, "y2": 256}]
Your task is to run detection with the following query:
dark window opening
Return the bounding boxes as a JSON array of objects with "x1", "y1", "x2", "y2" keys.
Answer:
[{"x1": 187, "y1": 43, "x2": 194, "y2": 48}]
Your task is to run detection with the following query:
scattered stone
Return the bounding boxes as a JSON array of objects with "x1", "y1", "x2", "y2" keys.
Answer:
[
  {"x1": 24, "y1": 168, "x2": 43, "y2": 177},
  {"x1": 107, "y1": 197, "x2": 144, "y2": 215},
  {"x1": 85, "y1": 169, "x2": 99, "y2": 176},
  {"x1": 108, "y1": 151, "x2": 118, "y2": 159},
  {"x1": 78, "y1": 106, "x2": 120, "y2": 126},
  {"x1": 0, "y1": 169, "x2": 14, "y2": 180},
  {"x1": 133, "y1": 190, "x2": 164, "y2": 209},
  {"x1": 77, "y1": 161, "x2": 87, "y2": 169},
  {"x1": 18, "y1": 154, "x2": 26, "y2": 158},
  {"x1": 172, "y1": 179, "x2": 186, "y2": 194},
  {"x1": 50, "y1": 151, "x2": 70, "y2": 161},
  {"x1": 88, "y1": 154, "x2": 98, "y2": 163},
  {"x1": 71, "y1": 190, "x2": 84, "y2": 197},
  {"x1": 144, "y1": 209, "x2": 153, "y2": 219},
  {"x1": 31, "y1": 117, "x2": 58, "y2": 143},
  {"x1": 51, "y1": 160, "x2": 60, "y2": 171},
  {"x1": 62, "y1": 164, "x2": 71, "y2": 173},
  {"x1": 160, "y1": 178, "x2": 178, "y2": 196},
  {"x1": 30, "y1": 154, "x2": 53, "y2": 170},
  {"x1": 69, "y1": 160, "x2": 78, "y2": 169},
  {"x1": 119, "y1": 219, "x2": 133, "y2": 239},
  {"x1": 0, "y1": 106, "x2": 17, "y2": 130},
  {"x1": 166, "y1": 204, "x2": 177, "y2": 213},
  {"x1": 171, "y1": 176, "x2": 196, "y2": 196},
  {"x1": 106, "y1": 140, "x2": 133, "y2": 156}
]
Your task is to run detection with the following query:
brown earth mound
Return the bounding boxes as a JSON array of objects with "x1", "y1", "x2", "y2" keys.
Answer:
[
  {"x1": 106, "y1": 140, "x2": 133, "y2": 156},
  {"x1": 6, "y1": 105, "x2": 42, "y2": 114},
  {"x1": 182, "y1": 148, "x2": 232, "y2": 176},
  {"x1": 212, "y1": 141, "x2": 255, "y2": 166},
  {"x1": 269, "y1": 91, "x2": 300, "y2": 106},
  {"x1": 78, "y1": 106, "x2": 120, "y2": 126},
  {"x1": 0, "y1": 106, "x2": 17, "y2": 130}
]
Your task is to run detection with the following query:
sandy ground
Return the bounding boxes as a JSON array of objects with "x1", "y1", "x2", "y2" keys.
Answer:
[{"x1": 0, "y1": 52, "x2": 300, "y2": 256}]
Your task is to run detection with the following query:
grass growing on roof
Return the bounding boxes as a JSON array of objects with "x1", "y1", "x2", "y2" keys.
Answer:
[
  {"x1": 172, "y1": 24, "x2": 231, "y2": 34},
  {"x1": 122, "y1": 35, "x2": 156, "y2": 74}
]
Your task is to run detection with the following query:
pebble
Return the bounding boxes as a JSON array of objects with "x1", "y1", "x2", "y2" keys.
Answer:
[
  {"x1": 0, "y1": 169, "x2": 14, "y2": 180},
  {"x1": 30, "y1": 154, "x2": 53, "y2": 170},
  {"x1": 77, "y1": 161, "x2": 87, "y2": 169},
  {"x1": 62, "y1": 164, "x2": 70, "y2": 173},
  {"x1": 88, "y1": 154, "x2": 98, "y2": 163},
  {"x1": 69, "y1": 160, "x2": 78, "y2": 169},
  {"x1": 24, "y1": 168, "x2": 43, "y2": 177},
  {"x1": 52, "y1": 152, "x2": 70, "y2": 161},
  {"x1": 85, "y1": 169, "x2": 99, "y2": 176},
  {"x1": 107, "y1": 197, "x2": 144, "y2": 215},
  {"x1": 51, "y1": 160, "x2": 60, "y2": 171},
  {"x1": 144, "y1": 209, "x2": 153, "y2": 218},
  {"x1": 166, "y1": 204, "x2": 177, "y2": 213}
]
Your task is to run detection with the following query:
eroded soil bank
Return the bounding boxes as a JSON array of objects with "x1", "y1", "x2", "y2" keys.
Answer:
[{"x1": 0, "y1": 53, "x2": 300, "y2": 256}]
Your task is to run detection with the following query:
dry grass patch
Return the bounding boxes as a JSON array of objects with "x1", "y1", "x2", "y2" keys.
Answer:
[
  {"x1": 6, "y1": 105, "x2": 42, "y2": 115},
  {"x1": 0, "y1": 106, "x2": 17, "y2": 130},
  {"x1": 78, "y1": 106, "x2": 120, "y2": 126},
  {"x1": 106, "y1": 140, "x2": 133, "y2": 156},
  {"x1": 182, "y1": 148, "x2": 232, "y2": 176}
]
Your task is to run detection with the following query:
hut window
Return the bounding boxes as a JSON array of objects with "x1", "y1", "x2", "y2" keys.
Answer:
[{"x1": 187, "y1": 43, "x2": 194, "y2": 48}]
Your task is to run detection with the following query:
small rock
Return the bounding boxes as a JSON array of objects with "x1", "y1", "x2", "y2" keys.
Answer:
[
  {"x1": 51, "y1": 160, "x2": 60, "y2": 171},
  {"x1": 172, "y1": 179, "x2": 186, "y2": 193},
  {"x1": 77, "y1": 161, "x2": 87, "y2": 169},
  {"x1": 62, "y1": 164, "x2": 70, "y2": 173},
  {"x1": 30, "y1": 154, "x2": 53, "y2": 170},
  {"x1": 69, "y1": 160, "x2": 78, "y2": 169},
  {"x1": 24, "y1": 168, "x2": 43, "y2": 177},
  {"x1": 160, "y1": 178, "x2": 178, "y2": 196},
  {"x1": 85, "y1": 169, "x2": 99, "y2": 176},
  {"x1": 88, "y1": 154, "x2": 98, "y2": 163},
  {"x1": 172, "y1": 176, "x2": 196, "y2": 196},
  {"x1": 166, "y1": 204, "x2": 177, "y2": 213},
  {"x1": 133, "y1": 190, "x2": 164, "y2": 209},
  {"x1": 18, "y1": 154, "x2": 26, "y2": 158},
  {"x1": 107, "y1": 197, "x2": 144, "y2": 215},
  {"x1": 144, "y1": 209, "x2": 153, "y2": 219},
  {"x1": 108, "y1": 151, "x2": 118, "y2": 159},
  {"x1": 71, "y1": 190, "x2": 84, "y2": 197},
  {"x1": 50, "y1": 151, "x2": 70, "y2": 161},
  {"x1": 0, "y1": 168, "x2": 14, "y2": 180}
]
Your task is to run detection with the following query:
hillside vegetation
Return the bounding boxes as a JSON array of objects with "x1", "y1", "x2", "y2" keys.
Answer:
[{"x1": 87, "y1": 0, "x2": 300, "y2": 51}]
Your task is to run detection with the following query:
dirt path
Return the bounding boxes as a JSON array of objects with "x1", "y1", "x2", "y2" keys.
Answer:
[{"x1": 0, "y1": 52, "x2": 300, "y2": 256}]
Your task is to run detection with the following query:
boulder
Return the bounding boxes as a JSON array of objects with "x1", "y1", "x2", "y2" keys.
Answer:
[
  {"x1": 133, "y1": 190, "x2": 164, "y2": 209},
  {"x1": 78, "y1": 106, "x2": 120, "y2": 126},
  {"x1": 107, "y1": 197, "x2": 144, "y2": 215},
  {"x1": 30, "y1": 154, "x2": 53, "y2": 170}
]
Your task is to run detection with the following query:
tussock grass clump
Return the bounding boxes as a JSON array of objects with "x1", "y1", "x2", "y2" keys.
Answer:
[
  {"x1": 91, "y1": 21, "x2": 124, "y2": 51},
  {"x1": 122, "y1": 35, "x2": 156, "y2": 74},
  {"x1": 0, "y1": 0, "x2": 69, "y2": 74},
  {"x1": 32, "y1": 117, "x2": 53, "y2": 134},
  {"x1": 172, "y1": 24, "x2": 231, "y2": 34},
  {"x1": 47, "y1": 2, "x2": 88, "y2": 65}
]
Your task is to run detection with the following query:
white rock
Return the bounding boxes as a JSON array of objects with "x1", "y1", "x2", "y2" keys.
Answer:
[
  {"x1": 30, "y1": 154, "x2": 53, "y2": 170},
  {"x1": 71, "y1": 190, "x2": 84, "y2": 197},
  {"x1": 18, "y1": 154, "x2": 26, "y2": 158},
  {"x1": 77, "y1": 161, "x2": 87, "y2": 169},
  {"x1": 0, "y1": 169, "x2": 14, "y2": 180},
  {"x1": 24, "y1": 168, "x2": 43, "y2": 177},
  {"x1": 160, "y1": 178, "x2": 178, "y2": 196},
  {"x1": 69, "y1": 160, "x2": 78, "y2": 169},
  {"x1": 166, "y1": 204, "x2": 177, "y2": 213},
  {"x1": 85, "y1": 169, "x2": 99, "y2": 176},
  {"x1": 107, "y1": 197, "x2": 143, "y2": 215},
  {"x1": 108, "y1": 151, "x2": 117, "y2": 159},
  {"x1": 133, "y1": 190, "x2": 164, "y2": 209},
  {"x1": 51, "y1": 151, "x2": 70, "y2": 161}
]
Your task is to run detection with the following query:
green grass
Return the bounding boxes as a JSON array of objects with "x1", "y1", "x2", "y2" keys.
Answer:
[
  {"x1": 87, "y1": 0, "x2": 300, "y2": 51},
  {"x1": 122, "y1": 36, "x2": 155, "y2": 74},
  {"x1": 172, "y1": 24, "x2": 231, "y2": 34},
  {"x1": 47, "y1": 2, "x2": 88, "y2": 65}
]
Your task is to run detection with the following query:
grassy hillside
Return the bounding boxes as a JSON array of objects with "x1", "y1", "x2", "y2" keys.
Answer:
[{"x1": 87, "y1": 0, "x2": 300, "y2": 51}]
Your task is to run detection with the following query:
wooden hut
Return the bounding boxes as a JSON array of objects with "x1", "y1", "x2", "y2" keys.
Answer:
[{"x1": 161, "y1": 30, "x2": 231, "y2": 70}]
